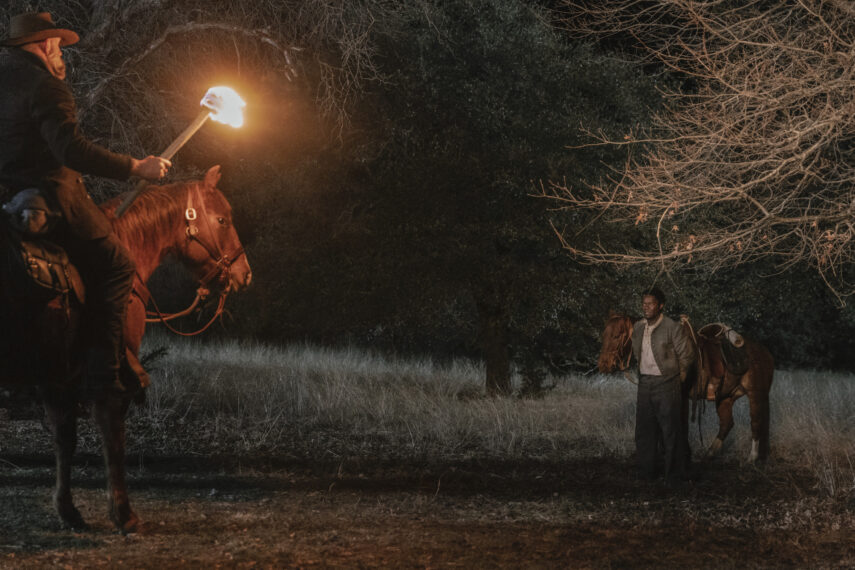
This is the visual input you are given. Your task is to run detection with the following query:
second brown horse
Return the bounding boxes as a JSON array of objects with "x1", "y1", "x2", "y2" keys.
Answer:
[{"x1": 598, "y1": 313, "x2": 774, "y2": 463}]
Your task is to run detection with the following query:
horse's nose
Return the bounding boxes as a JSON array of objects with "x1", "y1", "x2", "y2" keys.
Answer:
[{"x1": 230, "y1": 259, "x2": 252, "y2": 291}]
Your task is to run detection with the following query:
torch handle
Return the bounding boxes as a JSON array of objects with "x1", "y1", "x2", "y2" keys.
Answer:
[
  {"x1": 115, "y1": 109, "x2": 211, "y2": 217},
  {"x1": 160, "y1": 109, "x2": 211, "y2": 160},
  {"x1": 114, "y1": 179, "x2": 149, "y2": 217}
]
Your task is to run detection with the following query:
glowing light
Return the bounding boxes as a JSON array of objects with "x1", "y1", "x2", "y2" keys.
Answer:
[
  {"x1": 115, "y1": 85, "x2": 247, "y2": 217},
  {"x1": 202, "y1": 86, "x2": 246, "y2": 128}
]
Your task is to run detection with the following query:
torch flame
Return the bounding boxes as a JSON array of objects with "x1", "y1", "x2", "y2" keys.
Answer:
[{"x1": 201, "y1": 86, "x2": 246, "y2": 128}]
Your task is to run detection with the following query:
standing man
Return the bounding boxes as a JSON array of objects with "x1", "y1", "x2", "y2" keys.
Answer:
[
  {"x1": 0, "y1": 12, "x2": 171, "y2": 397},
  {"x1": 631, "y1": 286, "x2": 694, "y2": 484}
]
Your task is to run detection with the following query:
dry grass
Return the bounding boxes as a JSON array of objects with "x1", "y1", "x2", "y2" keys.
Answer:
[{"x1": 127, "y1": 333, "x2": 855, "y2": 498}]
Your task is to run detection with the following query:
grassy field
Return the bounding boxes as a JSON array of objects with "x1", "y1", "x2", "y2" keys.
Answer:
[
  {"x1": 112, "y1": 333, "x2": 854, "y2": 498},
  {"x1": 1, "y1": 333, "x2": 853, "y2": 566}
]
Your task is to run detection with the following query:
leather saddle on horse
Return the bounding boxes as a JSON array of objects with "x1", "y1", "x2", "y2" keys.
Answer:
[
  {"x1": 719, "y1": 335, "x2": 750, "y2": 377},
  {"x1": 1, "y1": 188, "x2": 85, "y2": 304},
  {"x1": 1, "y1": 187, "x2": 149, "y2": 392}
]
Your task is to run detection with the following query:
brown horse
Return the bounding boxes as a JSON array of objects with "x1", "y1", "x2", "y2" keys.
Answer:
[
  {"x1": 690, "y1": 323, "x2": 775, "y2": 462},
  {"x1": 0, "y1": 165, "x2": 251, "y2": 532},
  {"x1": 598, "y1": 313, "x2": 775, "y2": 463}
]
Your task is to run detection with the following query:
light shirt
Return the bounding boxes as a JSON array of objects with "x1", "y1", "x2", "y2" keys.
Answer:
[{"x1": 640, "y1": 314, "x2": 663, "y2": 376}]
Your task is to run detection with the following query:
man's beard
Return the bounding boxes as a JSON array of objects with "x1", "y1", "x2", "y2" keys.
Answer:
[{"x1": 45, "y1": 52, "x2": 66, "y2": 80}]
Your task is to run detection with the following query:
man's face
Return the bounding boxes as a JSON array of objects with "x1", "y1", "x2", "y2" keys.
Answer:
[
  {"x1": 641, "y1": 295, "x2": 663, "y2": 321},
  {"x1": 41, "y1": 37, "x2": 66, "y2": 80}
]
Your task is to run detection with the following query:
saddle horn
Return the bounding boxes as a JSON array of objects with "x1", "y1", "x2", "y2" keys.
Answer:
[{"x1": 725, "y1": 328, "x2": 745, "y2": 348}]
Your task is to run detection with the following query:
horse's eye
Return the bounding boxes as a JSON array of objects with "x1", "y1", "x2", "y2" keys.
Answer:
[{"x1": 217, "y1": 217, "x2": 227, "y2": 225}]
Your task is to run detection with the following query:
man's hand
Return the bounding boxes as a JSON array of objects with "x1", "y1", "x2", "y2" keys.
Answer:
[{"x1": 131, "y1": 156, "x2": 171, "y2": 181}]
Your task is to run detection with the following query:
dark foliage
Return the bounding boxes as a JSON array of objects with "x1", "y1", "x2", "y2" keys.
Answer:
[{"x1": 1, "y1": 0, "x2": 851, "y2": 377}]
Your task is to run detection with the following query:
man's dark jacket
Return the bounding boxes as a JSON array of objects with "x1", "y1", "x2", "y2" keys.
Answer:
[
  {"x1": 0, "y1": 48, "x2": 132, "y2": 239},
  {"x1": 631, "y1": 314, "x2": 694, "y2": 381}
]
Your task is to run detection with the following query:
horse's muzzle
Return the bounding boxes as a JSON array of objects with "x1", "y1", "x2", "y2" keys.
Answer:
[{"x1": 228, "y1": 258, "x2": 252, "y2": 292}]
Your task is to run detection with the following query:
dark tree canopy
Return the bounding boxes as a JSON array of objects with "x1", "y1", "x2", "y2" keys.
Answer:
[{"x1": 1, "y1": 0, "x2": 852, "y2": 380}]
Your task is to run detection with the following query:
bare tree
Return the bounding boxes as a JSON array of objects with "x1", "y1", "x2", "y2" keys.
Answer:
[
  {"x1": 2, "y1": 1, "x2": 400, "y2": 148},
  {"x1": 76, "y1": 0, "x2": 397, "y2": 135},
  {"x1": 549, "y1": 0, "x2": 855, "y2": 300}
]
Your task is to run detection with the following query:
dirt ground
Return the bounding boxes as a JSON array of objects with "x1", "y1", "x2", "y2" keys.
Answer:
[{"x1": 1, "y1": 436, "x2": 853, "y2": 570}]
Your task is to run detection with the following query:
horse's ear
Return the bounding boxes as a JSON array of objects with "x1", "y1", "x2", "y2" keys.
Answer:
[{"x1": 204, "y1": 165, "x2": 222, "y2": 189}]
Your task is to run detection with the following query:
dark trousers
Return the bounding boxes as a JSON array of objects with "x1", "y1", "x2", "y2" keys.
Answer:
[
  {"x1": 64, "y1": 233, "x2": 135, "y2": 372},
  {"x1": 635, "y1": 374, "x2": 687, "y2": 481}
]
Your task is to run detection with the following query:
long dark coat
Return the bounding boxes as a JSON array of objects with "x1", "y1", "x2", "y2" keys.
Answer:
[{"x1": 0, "y1": 48, "x2": 132, "y2": 239}]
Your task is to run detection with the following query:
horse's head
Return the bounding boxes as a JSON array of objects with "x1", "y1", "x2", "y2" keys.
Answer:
[
  {"x1": 598, "y1": 312, "x2": 634, "y2": 373},
  {"x1": 180, "y1": 166, "x2": 252, "y2": 293}
]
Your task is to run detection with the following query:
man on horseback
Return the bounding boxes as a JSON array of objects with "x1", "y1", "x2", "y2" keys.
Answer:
[
  {"x1": 631, "y1": 286, "x2": 694, "y2": 484},
  {"x1": 0, "y1": 12, "x2": 171, "y2": 398}
]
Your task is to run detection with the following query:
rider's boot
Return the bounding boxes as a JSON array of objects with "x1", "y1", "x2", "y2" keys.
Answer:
[{"x1": 78, "y1": 345, "x2": 125, "y2": 401}]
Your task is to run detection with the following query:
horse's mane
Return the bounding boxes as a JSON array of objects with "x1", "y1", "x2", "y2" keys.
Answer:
[
  {"x1": 106, "y1": 181, "x2": 197, "y2": 249},
  {"x1": 606, "y1": 313, "x2": 639, "y2": 335}
]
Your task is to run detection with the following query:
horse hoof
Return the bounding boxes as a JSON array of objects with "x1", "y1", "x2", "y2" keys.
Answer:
[
  {"x1": 705, "y1": 438, "x2": 724, "y2": 458},
  {"x1": 110, "y1": 501, "x2": 140, "y2": 534},
  {"x1": 59, "y1": 508, "x2": 88, "y2": 532},
  {"x1": 115, "y1": 511, "x2": 140, "y2": 535},
  {"x1": 747, "y1": 439, "x2": 760, "y2": 464}
]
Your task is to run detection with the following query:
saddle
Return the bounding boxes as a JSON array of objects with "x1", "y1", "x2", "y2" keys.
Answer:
[
  {"x1": 700, "y1": 322, "x2": 750, "y2": 377},
  {"x1": 1, "y1": 188, "x2": 148, "y2": 392},
  {"x1": 719, "y1": 333, "x2": 749, "y2": 377},
  {"x1": 1, "y1": 188, "x2": 85, "y2": 304}
]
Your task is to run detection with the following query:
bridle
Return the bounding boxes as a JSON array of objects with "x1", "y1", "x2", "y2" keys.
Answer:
[
  {"x1": 134, "y1": 183, "x2": 246, "y2": 336},
  {"x1": 182, "y1": 182, "x2": 246, "y2": 290}
]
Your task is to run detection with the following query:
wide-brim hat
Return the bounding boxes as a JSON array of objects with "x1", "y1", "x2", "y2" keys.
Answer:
[{"x1": 1, "y1": 12, "x2": 79, "y2": 47}]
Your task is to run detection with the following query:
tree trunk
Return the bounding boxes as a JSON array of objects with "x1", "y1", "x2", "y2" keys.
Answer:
[{"x1": 476, "y1": 294, "x2": 511, "y2": 396}]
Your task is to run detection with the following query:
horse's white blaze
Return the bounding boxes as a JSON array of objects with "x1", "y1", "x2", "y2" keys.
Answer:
[
  {"x1": 706, "y1": 437, "x2": 723, "y2": 457},
  {"x1": 748, "y1": 439, "x2": 760, "y2": 463}
]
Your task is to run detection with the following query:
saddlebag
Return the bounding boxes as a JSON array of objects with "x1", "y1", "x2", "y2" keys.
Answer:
[
  {"x1": 1, "y1": 232, "x2": 84, "y2": 303},
  {"x1": 1, "y1": 189, "x2": 84, "y2": 303}
]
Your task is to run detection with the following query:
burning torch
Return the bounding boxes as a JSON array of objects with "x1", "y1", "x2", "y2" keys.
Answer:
[{"x1": 116, "y1": 86, "x2": 246, "y2": 217}]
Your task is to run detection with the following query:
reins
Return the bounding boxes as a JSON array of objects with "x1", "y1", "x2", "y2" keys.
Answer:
[
  {"x1": 617, "y1": 325, "x2": 633, "y2": 371},
  {"x1": 617, "y1": 321, "x2": 638, "y2": 385},
  {"x1": 131, "y1": 183, "x2": 244, "y2": 336},
  {"x1": 143, "y1": 284, "x2": 228, "y2": 336},
  {"x1": 681, "y1": 315, "x2": 709, "y2": 447}
]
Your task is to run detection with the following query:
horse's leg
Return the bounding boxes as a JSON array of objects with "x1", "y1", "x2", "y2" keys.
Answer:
[
  {"x1": 44, "y1": 397, "x2": 87, "y2": 529},
  {"x1": 707, "y1": 396, "x2": 735, "y2": 457},
  {"x1": 92, "y1": 395, "x2": 139, "y2": 533},
  {"x1": 747, "y1": 388, "x2": 770, "y2": 463}
]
